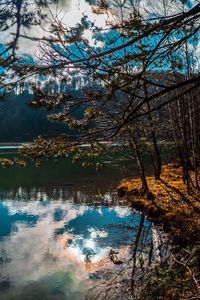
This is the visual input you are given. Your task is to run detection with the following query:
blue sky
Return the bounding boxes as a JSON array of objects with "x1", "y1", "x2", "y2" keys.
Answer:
[{"x1": 1, "y1": 0, "x2": 199, "y2": 77}]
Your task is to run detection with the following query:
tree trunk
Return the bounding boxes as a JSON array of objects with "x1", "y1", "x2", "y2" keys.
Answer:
[{"x1": 131, "y1": 126, "x2": 149, "y2": 194}]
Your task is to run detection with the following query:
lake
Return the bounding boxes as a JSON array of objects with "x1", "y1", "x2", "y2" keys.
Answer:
[{"x1": 0, "y1": 148, "x2": 157, "y2": 299}]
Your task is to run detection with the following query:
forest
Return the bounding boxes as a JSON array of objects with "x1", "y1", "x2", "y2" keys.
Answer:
[{"x1": 0, "y1": 0, "x2": 200, "y2": 299}]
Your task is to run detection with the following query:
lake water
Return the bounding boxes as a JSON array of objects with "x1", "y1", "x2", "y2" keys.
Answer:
[{"x1": 0, "y1": 149, "x2": 155, "y2": 299}]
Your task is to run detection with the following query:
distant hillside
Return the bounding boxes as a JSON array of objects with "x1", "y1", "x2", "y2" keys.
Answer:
[
  {"x1": 0, "y1": 74, "x2": 104, "y2": 143},
  {"x1": 0, "y1": 72, "x2": 171, "y2": 143},
  {"x1": 0, "y1": 94, "x2": 62, "y2": 142}
]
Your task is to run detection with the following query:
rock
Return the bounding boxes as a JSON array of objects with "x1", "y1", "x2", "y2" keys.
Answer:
[{"x1": 109, "y1": 249, "x2": 123, "y2": 265}]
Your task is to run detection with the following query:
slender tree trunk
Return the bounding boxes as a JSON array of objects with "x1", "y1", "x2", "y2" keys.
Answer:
[
  {"x1": 131, "y1": 213, "x2": 145, "y2": 296},
  {"x1": 190, "y1": 90, "x2": 200, "y2": 190},
  {"x1": 183, "y1": 29, "x2": 200, "y2": 190},
  {"x1": 144, "y1": 83, "x2": 161, "y2": 180},
  {"x1": 130, "y1": 126, "x2": 149, "y2": 194},
  {"x1": 176, "y1": 96, "x2": 191, "y2": 193},
  {"x1": 168, "y1": 102, "x2": 187, "y2": 181},
  {"x1": 140, "y1": 40, "x2": 161, "y2": 180}
]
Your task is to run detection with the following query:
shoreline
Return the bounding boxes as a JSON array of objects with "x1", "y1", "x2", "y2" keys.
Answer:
[{"x1": 117, "y1": 163, "x2": 200, "y2": 246}]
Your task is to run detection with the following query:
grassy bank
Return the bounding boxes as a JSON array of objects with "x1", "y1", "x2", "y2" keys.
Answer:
[
  {"x1": 117, "y1": 164, "x2": 200, "y2": 246},
  {"x1": 117, "y1": 164, "x2": 200, "y2": 299}
]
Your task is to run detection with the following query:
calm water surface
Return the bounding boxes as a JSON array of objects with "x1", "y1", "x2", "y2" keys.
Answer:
[{"x1": 0, "y1": 149, "x2": 153, "y2": 299}]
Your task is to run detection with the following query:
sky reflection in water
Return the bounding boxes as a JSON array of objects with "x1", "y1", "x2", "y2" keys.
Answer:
[{"x1": 0, "y1": 186, "x2": 147, "y2": 300}]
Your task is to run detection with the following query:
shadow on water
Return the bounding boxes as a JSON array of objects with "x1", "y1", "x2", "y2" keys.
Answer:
[{"x1": 0, "y1": 146, "x2": 155, "y2": 191}]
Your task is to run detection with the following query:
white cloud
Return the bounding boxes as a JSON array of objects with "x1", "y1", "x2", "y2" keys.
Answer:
[
  {"x1": 114, "y1": 206, "x2": 131, "y2": 218},
  {"x1": 0, "y1": 0, "x2": 108, "y2": 58},
  {"x1": 4, "y1": 198, "x2": 87, "y2": 225},
  {"x1": 0, "y1": 199, "x2": 90, "y2": 297},
  {"x1": 139, "y1": 0, "x2": 183, "y2": 17}
]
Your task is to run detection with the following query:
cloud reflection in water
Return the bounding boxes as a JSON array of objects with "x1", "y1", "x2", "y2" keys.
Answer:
[{"x1": 0, "y1": 188, "x2": 135, "y2": 299}]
